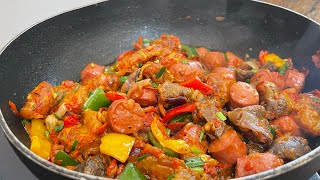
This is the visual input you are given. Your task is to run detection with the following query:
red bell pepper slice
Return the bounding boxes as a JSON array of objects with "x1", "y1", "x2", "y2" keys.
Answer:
[
  {"x1": 117, "y1": 50, "x2": 135, "y2": 61},
  {"x1": 259, "y1": 50, "x2": 268, "y2": 64},
  {"x1": 64, "y1": 114, "x2": 79, "y2": 128},
  {"x1": 180, "y1": 77, "x2": 213, "y2": 95},
  {"x1": 8, "y1": 100, "x2": 19, "y2": 116},
  {"x1": 105, "y1": 92, "x2": 127, "y2": 101},
  {"x1": 161, "y1": 104, "x2": 196, "y2": 123}
]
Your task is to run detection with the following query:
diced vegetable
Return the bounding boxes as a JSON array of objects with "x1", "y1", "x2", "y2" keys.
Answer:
[
  {"x1": 261, "y1": 52, "x2": 286, "y2": 68},
  {"x1": 105, "y1": 92, "x2": 127, "y2": 101},
  {"x1": 199, "y1": 130, "x2": 205, "y2": 142},
  {"x1": 156, "y1": 67, "x2": 166, "y2": 78},
  {"x1": 63, "y1": 114, "x2": 79, "y2": 128},
  {"x1": 106, "y1": 69, "x2": 115, "y2": 74},
  {"x1": 118, "y1": 162, "x2": 146, "y2": 180},
  {"x1": 45, "y1": 130, "x2": 50, "y2": 140},
  {"x1": 137, "y1": 154, "x2": 151, "y2": 161},
  {"x1": 215, "y1": 112, "x2": 227, "y2": 121},
  {"x1": 150, "y1": 82, "x2": 158, "y2": 88},
  {"x1": 168, "y1": 113, "x2": 192, "y2": 123},
  {"x1": 22, "y1": 119, "x2": 31, "y2": 125},
  {"x1": 30, "y1": 119, "x2": 52, "y2": 159},
  {"x1": 167, "y1": 173, "x2": 176, "y2": 180},
  {"x1": 191, "y1": 167, "x2": 205, "y2": 175},
  {"x1": 54, "y1": 122, "x2": 64, "y2": 132},
  {"x1": 71, "y1": 140, "x2": 78, "y2": 151},
  {"x1": 151, "y1": 117, "x2": 190, "y2": 154},
  {"x1": 100, "y1": 133, "x2": 135, "y2": 163},
  {"x1": 161, "y1": 104, "x2": 196, "y2": 123},
  {"x1": 143, "y1": 39, "x2": 152, "y2": 47},
  {"x1": 224, "y1": 52, "x2": 228, "y2": 62},
  {"x1": 120, "y1": 76, "x2": 129, "y2": 83},
  {"x1": 181, "y1": 44, "x2": 199, "y2": 58},
  {"x1": 278, "y1": 61, "x2": 289, "y2": 75},
  {"x1": 147, "y1": 131, "x2": 179, "y2": 157},
  {"x1": 55, "y1": 103, "x2": 67, "y2": 119},
  {"x1": 270, "y1": 126, "x2": 276, "y2": 138},
  {"x1": 83, "y1": 88, "x2": 111, "y2": 111},
  {"x1": 185, "y1": 156, "x2": 204, "y2": 168},
  {"x1": 180, "y1": 77, "x2": 213, "y2": 95},
  {"x1": 45, "y1": 114, "x2": 58, "y2": 132},
  {"x1": 54, "y1": 150, "x2": 79, "y2": 166},
  {"x1": 190, "y1": 146, "x2": 203, "y2": 154},
  {"x1": 181, "y1": 60, "x2": 190, "y2": 65}
]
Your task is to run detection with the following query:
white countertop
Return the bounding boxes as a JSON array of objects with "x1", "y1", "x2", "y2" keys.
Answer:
[{"x1": 0, "y1": 0, "x2": 104, "y2": 50}]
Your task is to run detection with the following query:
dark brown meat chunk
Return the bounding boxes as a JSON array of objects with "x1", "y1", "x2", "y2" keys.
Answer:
[
  {"x1": 76, "y1": 155, "x2": 106, "y2": 176},
  {"x1": 268, "y1": 135, "x2": 311, "y2": 160},
  {"x1": 20, "y1": 81, "x2": 54, "y2": 119},
  {"x1": 158, "y1": 82, "x2": 220, "y2": 124},
  {"x1": 256, "y1": 81, "x2": 291, "y2": 120},
  {"x1": 235, "y1": 68, "x2": 254, "y2": 82},
  {"x1": 227, "y1": 105, "x2": 273, "y2": 144}
]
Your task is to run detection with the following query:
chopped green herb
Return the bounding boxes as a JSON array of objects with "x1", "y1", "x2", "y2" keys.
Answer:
[
  {"x1": 71, "y1": 140, "x2": 78, "y2": 152},
  {"x1": 137, "y1": 62, "x2": 143, "y2": 67},
  {"x1": 278, "y1": 61, "x2": 289, "y2": 75},
  {"x1": 45, "y1": 130, "x2": 50, "y2": 140},
  {"x1": 216, "y1": 112, "x2": 227, "y2": 121},
  {"x1": 137, "y1": 154, "x2": 151, "y2": 161},
  {"x1": 251, "y1": 68, "x2": 259, "y2": 73},
  {"x1": 166, "y1": 128, "x2": 171, "y2": 136},
  {"x1": 181, "y1": 60, "x2": 190, "y2": 65},
  {"x1": 190, "y1": 146, "x2": 203, "y2": 154},
  {"x1": 57, "y1": 92, "x2": 66, "y2": 104},
  {"x1": 72, "y1": 84, "x2": 80, "y2": 93},
  {"x1": 150, "y1": 82, "x2": 158, "y2": 88},
  {"x1": 106, "y1": 69, "x2": 115, "y2": 74},
  {"x1": 191, "y1": 167, "x2": 205, "y2": 175},
  {"x1": 120, "y1": 76, "x2": 129, "y2": 83},
  {"x1": 270, "y1": 126, "x2": 276, "y2": 138},
  {"x1": 224, "y1": 52, "x2": 228, "y2": 61},
  {"x1": 54, "y1": 122, "x2": 64, "y2": 132},
  {"x1": 22, "y1": 119, "x2": 31, "y2": 125},
  {"x1": 168, "y1": 113, "x2": 192, "y2": 123},
  {"x1": 185, "y1": 156, "x2": 204, "y2": 168},
  {"x1": 54, "y1": 113, "x2": 61, "y2": 120},
  {"x1": 142, "y1": 39, "x2": 152, "y2": 47},
  {"x1": 245, "y1": 79, "x2": 251, "y2": 83},
  {"x1": 167, "y1": 173, "x2": 176, "y2": 180},
  {"x1": 125, "y1": 90, "x2": 129, "y2": 94},
  {"x1": 313, "y1": 98, "x2": 320, "y2": 103},
  {"x1": 156, "y1": 67, "x2": 166, "y2": 78},
  {"x1": 54, "y1": 150, "x2": 79, "y2": 166},
  {"x1": 143, "y1": 39, "x2": 152, "y2": 43},
  {"x1": 199, "y1": 130, "x2": 205, "y2": 142},
  {"x1": 181, "y1": 44, "x2": 199, "y2": 58}
]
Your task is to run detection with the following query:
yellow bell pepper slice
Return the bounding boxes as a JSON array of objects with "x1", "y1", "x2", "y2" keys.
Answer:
[
  {"x1": 100, "y1": 133, "x2": 135, "y2": 163},
  {"x1": 30, "y1": 119, "x2": 52, "y2": 159},
  {"x1": 263, "y1": 53, "x2": 285, "y2": 68},
  {"x1": 151, "y1": 117, "x2": 190, "y2": 154}
]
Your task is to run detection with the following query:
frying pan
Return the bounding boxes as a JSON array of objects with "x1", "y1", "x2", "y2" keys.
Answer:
[{"x1": 0, "y1": 0, "x2": 320, "y2": 179}]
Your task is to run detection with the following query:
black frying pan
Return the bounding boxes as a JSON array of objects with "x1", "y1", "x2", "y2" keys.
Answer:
[{"x1": 0, "y1": 0, "x2": 320, "y2": 179}]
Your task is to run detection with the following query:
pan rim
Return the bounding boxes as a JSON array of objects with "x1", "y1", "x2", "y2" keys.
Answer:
[{"x1": 0, "y1": 0, "x2": 319, "y2": 179}]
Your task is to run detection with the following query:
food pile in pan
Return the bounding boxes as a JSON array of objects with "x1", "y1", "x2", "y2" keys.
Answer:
[{"x1": 12, "y1": 34, "x2": 319, "y2": 179}]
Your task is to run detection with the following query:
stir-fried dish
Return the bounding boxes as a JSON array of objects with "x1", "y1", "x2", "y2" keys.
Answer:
[{"x1": 11, "y1": 34, "x2": 320, "y2": 179}]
